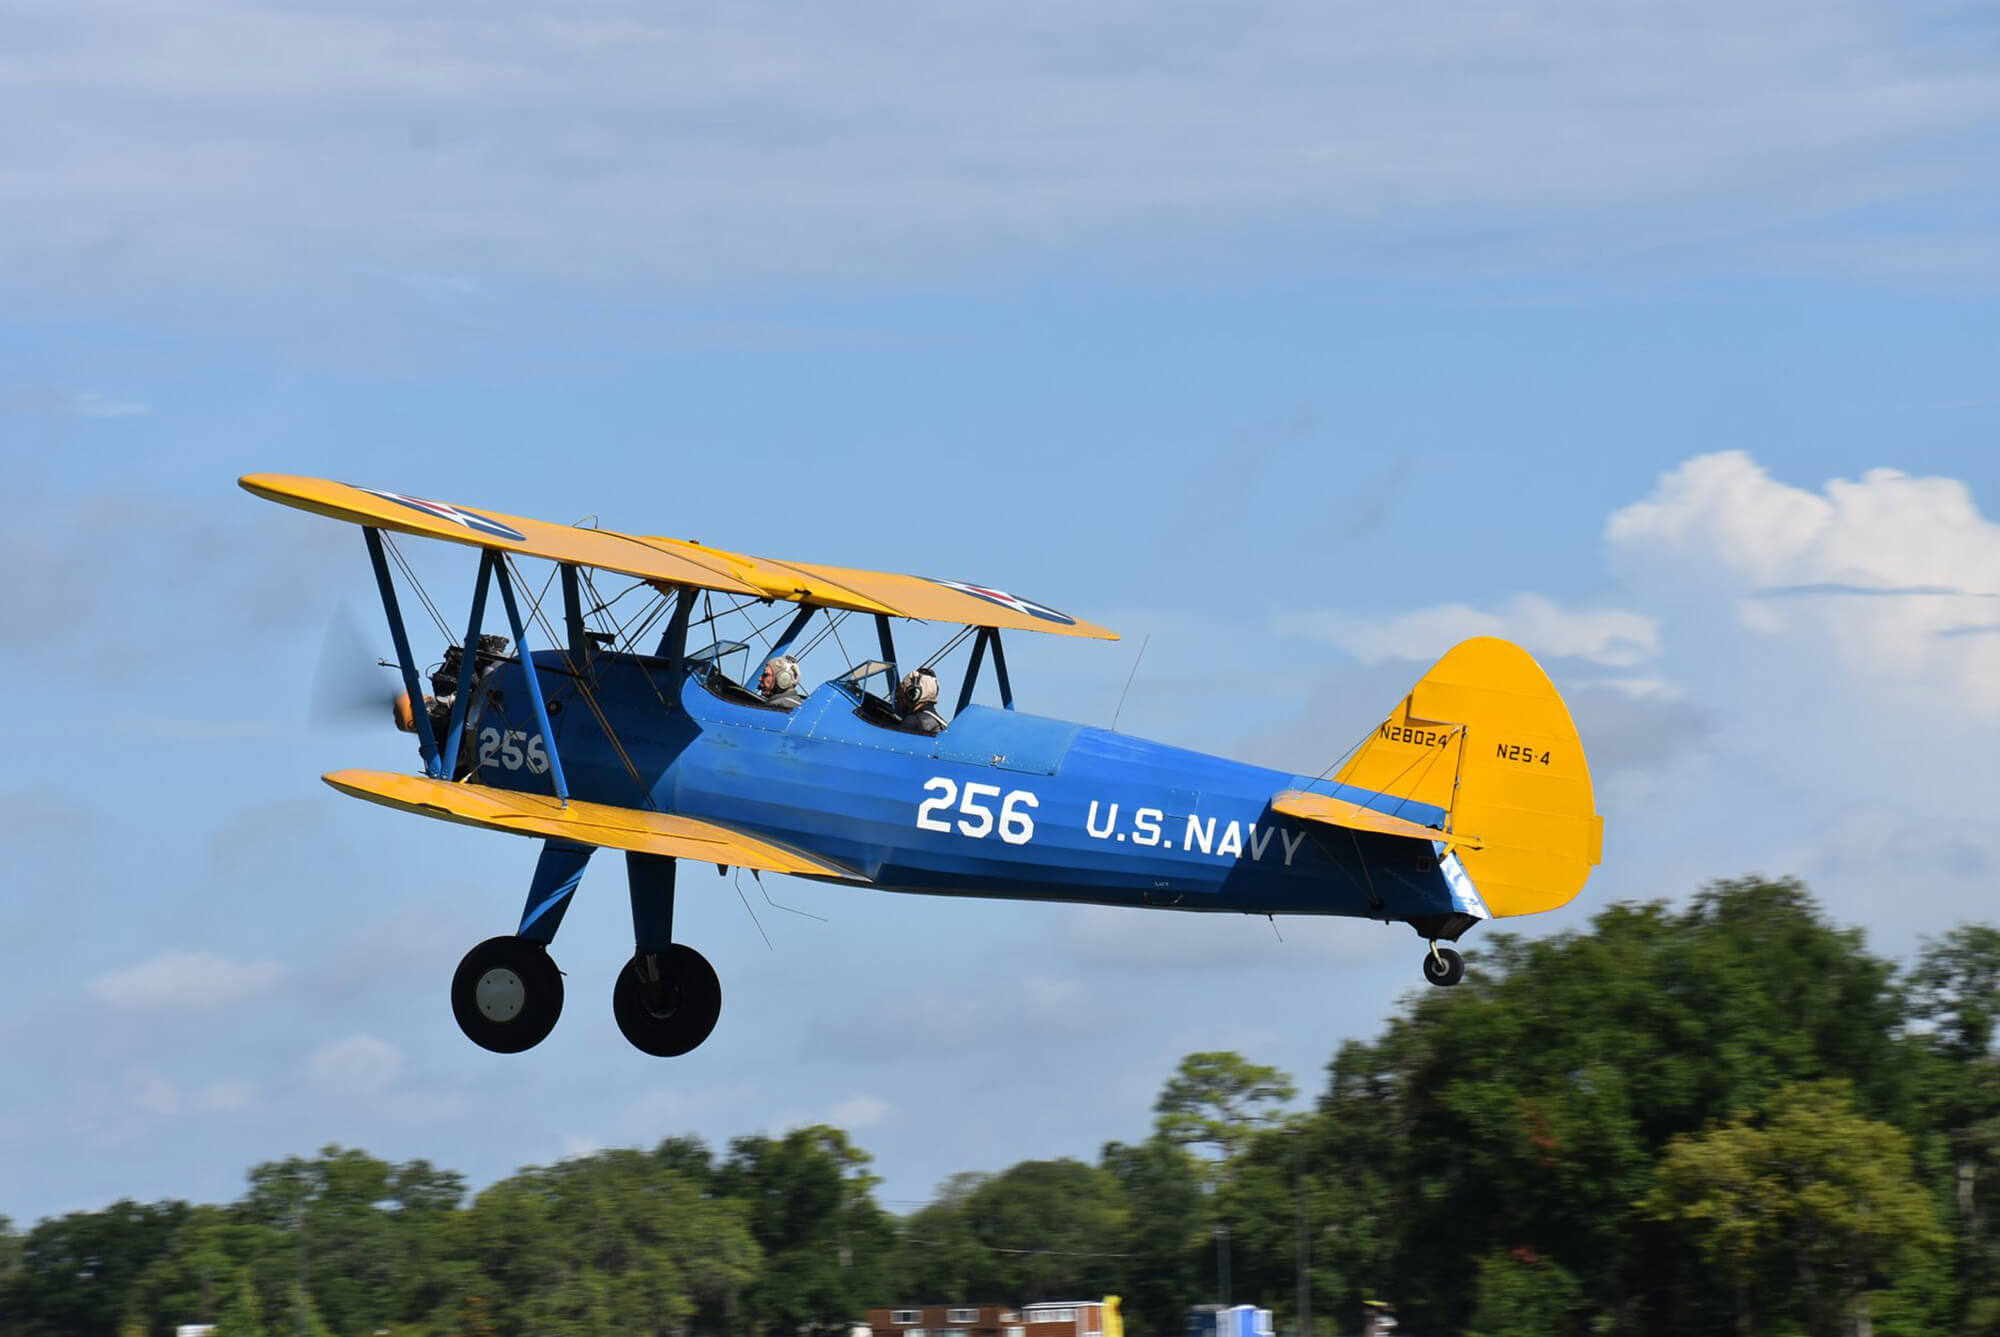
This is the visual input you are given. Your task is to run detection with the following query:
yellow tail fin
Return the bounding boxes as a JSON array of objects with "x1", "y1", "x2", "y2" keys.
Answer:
[{"x1": 1332, "y1": 637, "x2": 1602, "y2": 918}]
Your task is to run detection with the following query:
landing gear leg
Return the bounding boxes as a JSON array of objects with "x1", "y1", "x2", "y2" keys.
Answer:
[
  {"x1": 1422, "y1": 942, "x2": 1465, "y2": 988},
  {"x1": 450, "y1": 840, "x2": 591, "y2": 1053},
  {"x1": 612, "y1": 852, "x2": 722, "y2": 1056}
]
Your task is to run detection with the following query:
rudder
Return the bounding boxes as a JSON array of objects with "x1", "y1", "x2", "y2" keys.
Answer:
[{"x1": 1333, "y1": 637, "x2": 1601, "y2": 917}]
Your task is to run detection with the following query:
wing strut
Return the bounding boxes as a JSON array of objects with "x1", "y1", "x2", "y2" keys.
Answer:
[
  {"x1": 363, "y1": 527, "x2": 444, "y2": 777},
  {"x1": 559, "y1": 564, "x2": 591, "y2": 669},
  {"x1": 756, "y1": 604, "x2": 818, "y2": 684},
  {"x1": 990, "y1": 628, "x2": 1015, "y2": 709},
  {"x1": 494, "y1": 556, "x2": 571, "y2": 804},
  {"x1": 955, "y1": 627, "x2": 990, "y2": 715},
  {"x1": 875, "y1": 614, "x2": 899, "y2": 688},
  {"x1": 439, "y1": 549, "x2": 498, "y2": 778}
]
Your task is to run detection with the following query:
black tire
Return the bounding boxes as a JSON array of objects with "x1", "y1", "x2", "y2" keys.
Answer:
[
  {"x1": 451, "y1": 936, "x2": 563, "y2": 1053},
  {"x1": 613, "y1": 944, "x2": 722, "y2": 1057},
  {"x1": 1423, "y1": 946, "x2": 1465, "y2": 988}
]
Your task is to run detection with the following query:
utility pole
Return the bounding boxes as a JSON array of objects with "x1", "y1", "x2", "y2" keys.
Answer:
[
  {"x1": 1214, "y1": 1224, "x2": 1231, "y2": 1307},
  {"x1": 1294, "y1": 1131, "x2": 1310, "y2": 1337}
]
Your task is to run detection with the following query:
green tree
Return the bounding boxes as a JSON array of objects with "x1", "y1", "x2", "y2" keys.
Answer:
[
  {"x1": 1307, "y1": 878, "x2": 1914, "y2": 1334},
  {"x1": 213, "y1": 1265, "x2": 269, "y2": 1337},
  {"x1": 454, "y1": 1148, "x2": 758, "y2": 1337},
  {"x1": 1643, "y1": 1108, "x2": 1785, "y2": 1336},
  {"x1": 1909, "y1": 924, "x2": 2000, "y2": 1331},
  {"x1": 1100, "y1": 1140, "x2": 1206, "y2": 1337},
  {"x1": 0, "y1": 1214, "x2": 19, "y2": 1283},
  {"x1": 1154, "y1": 1053, "x2": 1297, "y2": 1171},
  {"x1": 960, "y1": 1159, "x2": 1129, "y2": 1302},
  {"x1": 282, "y1": 1281, "x2": 336, "y2": 1337},
  {"x1": 716, "y1": 1127, "x2": 895, "y2": 1337},
  {"x1": 1314, "y1": 1039, "x2": 1405, "y2": 1334},
  {"x1": 652, "y1": 1134, "x2": 716, "y2": 1184},
  {"x1": 0, "y1": 1198, "x2": 191, "y2": 1337},
  {"x1": 891, "y1": 1173, "x2": 991, "y2": 1305},
  {"x1": 125, "y1": 1205, "x2": 289, "y2": 1337},
  {"x1": 233, "y1": 1144, "x2": 466, "y2": 1336},
  {"x1": 1466, "y1": 1249, "x2": 1582, "y2": 1337},
  {"x1": 1651, "y1": 1082, "x2": 1948, "y2": 1337}
]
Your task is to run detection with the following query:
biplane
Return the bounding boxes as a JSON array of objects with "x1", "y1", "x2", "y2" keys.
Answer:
[{"x1": 243, "y1": 474, "x2": 1603, "y2": 1057}]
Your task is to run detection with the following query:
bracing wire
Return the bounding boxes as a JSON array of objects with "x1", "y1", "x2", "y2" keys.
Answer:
[
  {"x1": 587, "y1": 576, "x2": 655, "y2": 620},
  {"x1": 752, "y1": 869, "x2": 827, "y2": 922},
  {"x1": 795, "y1": 609, "x2": 849, "y2": 661},
  {"x1": 382, "y1": 534, "x2": 455, "y2": 644},
  {"x1": 512, "y1": 563, "x2": 645, "y2": 787},
  {"x1": 579, "y1": 568, "x2": 673, "y2": 708},
  {"x1": 744, "y1": 602, "x2": 803, "y2": 652},
  {"x1": 623, "y1": 591, "x2": 671, "y2": 654},
  {"x1": 507, "y1": 555, "x2": 654, "y2": 807},
  {"x1": 688, "y1": 593, "x2": 773, "y2": 630},
  {"x1": 731, "y1": 869, "x2": 772, "y2": 950},
  {"x1": 1111, "y1": 633, "x2": 1150, "y2": 732},
  {"x1": 533, "y1": 560, "x2": 559, "y2": 621},
  {"x1": 919, "y1": 624, "x2": 975, "y2": 671},
  {"x1": 1309, "y1": 718, "x2": 1461, "y2": 824},
  {"x1": 827, "y1": 610, "x2": 853, "y2": 667}
]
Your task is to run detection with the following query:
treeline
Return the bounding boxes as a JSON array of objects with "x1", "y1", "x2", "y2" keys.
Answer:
[{"x1": 8, "y1": 878, "x2": 2000, "y2": 1337}]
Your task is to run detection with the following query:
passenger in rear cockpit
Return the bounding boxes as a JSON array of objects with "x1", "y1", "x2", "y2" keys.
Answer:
[
  {"x1": 757, "y1": 655, "x2": 805, "y2": 709},
  {"x1": 897, "y1": 667, "x2": 945, "y2": 736}
]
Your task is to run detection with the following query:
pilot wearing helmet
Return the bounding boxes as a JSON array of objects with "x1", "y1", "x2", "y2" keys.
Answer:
[
  {"x1": 897, "y1": 666, "x2": 945, "y2": 736},
  {"x1": 757, "y1": 655, "x2": 806, "y2": 709}
]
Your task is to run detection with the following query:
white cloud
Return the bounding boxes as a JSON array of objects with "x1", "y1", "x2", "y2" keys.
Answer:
[
  {"x1": 615, "y1": 1084, "x2": 755, "y2": 1141},
  {"x1": 2, "y1": 0, "x2": 1995, "y2": 313},
  {"x1": 195, "y1": 1080, "x2": 255, "y2": 1113},
  {"x1": 1278, "y1": 593, "x2": 1659, "y2": 668},
  {"x1": 827, "y1": 1095, "x2": 891, "y2": 1129},
  {"x1": 128, "y1": 1067, "x2": 178, "y2": 1115},
  {"x1": 305, "y1": 1034, "x2": 403, "y2": 1098},
  {"x1": 70, "y1": 392, "x2": 148, "y2": 418},
  {"x1": 1608, "y1": 451, "x2": 2000, "y2": 712},
  {"x1": 90, "y1": 950, "x2": 281, "y2": 1011}
]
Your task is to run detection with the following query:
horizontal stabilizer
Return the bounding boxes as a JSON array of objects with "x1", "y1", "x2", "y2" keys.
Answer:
[
  {"x1": 1270, "y1": 790, "x2": 1483, "y2": 852},
  {"x1": 323, "y1": 769, "x2": 861, "y2": 880}
]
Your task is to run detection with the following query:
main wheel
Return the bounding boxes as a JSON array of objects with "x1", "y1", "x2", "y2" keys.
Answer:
[
  {"x1": 452, "y1": 936, "x2": 563, "y2": 1053},
  {"x1": 613, "y1": 944, "x2": 722, "y2": 1057},
  {"x1": 1423, "y1": 945, "x2": 1465, "y2": 987}
]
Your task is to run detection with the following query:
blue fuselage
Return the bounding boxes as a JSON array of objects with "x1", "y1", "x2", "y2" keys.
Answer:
[{"x1": 469, "y1": 651, "x2": 1465, "y2": 925}]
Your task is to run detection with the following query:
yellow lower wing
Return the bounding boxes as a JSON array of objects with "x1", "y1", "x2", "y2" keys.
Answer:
[{"x1": 323, "y1": 769, "x2": 860, "y2": 881}]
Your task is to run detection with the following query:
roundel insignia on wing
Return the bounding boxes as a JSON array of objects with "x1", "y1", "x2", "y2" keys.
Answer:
[
  {"x1": 355, "y1": 487, "x2": 527, "y2": 543},
  {"x1": 927, "y1": 577, "x2": 1077, "y2": 626}
]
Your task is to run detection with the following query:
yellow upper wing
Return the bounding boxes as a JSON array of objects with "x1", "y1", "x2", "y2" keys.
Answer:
[
  {"x1": 242, "y1": 473, "x2": 1115, "y2": 639},
  {"x1": 324, "y1": 769, "x2": 862, "y2": 880},
  {"x1": 241, "y1": 473, "x2": 762, "y2": 595},
  {"x1": 646, "y1": 546, "x2": 1120, "y2": 640}
]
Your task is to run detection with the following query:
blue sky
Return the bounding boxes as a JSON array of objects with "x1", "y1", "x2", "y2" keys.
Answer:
[{"x1": 3, "y1": 0, "x2": 1999, "y2": 1225}]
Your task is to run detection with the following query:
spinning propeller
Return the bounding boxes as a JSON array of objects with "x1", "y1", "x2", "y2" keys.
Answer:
[{"x1": 308, "y1": 601, "x2": 409, "y2": 730}]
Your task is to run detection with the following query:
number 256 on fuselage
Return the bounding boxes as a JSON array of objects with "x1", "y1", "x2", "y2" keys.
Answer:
[{"x1": 243, "y1": 474, "x2": 1603, "y2": 1058}]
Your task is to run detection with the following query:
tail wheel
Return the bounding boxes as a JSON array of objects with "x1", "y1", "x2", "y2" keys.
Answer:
[
  {"x1": 1423, "y1": 945, "x2": 1465, "y2": 988},
  {"x1": 613, "y1": 944, "x2": 722, "y2": 1057},
  {"x1": 452, "y1": 936, "x2": 563, "y2": 1052}
]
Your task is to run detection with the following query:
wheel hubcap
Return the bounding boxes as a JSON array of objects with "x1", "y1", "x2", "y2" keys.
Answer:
[{"x1": 475, "y1": 967, "x2": 527, "y2": 1021}]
